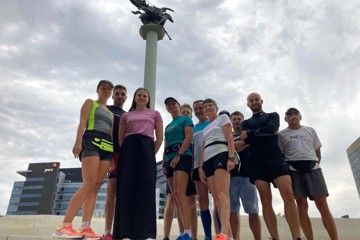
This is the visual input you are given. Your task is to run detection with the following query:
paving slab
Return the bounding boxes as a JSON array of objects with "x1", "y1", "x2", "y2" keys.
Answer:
[{"x1": 1, "y1": 215, "x2": 360, "y2": 239}]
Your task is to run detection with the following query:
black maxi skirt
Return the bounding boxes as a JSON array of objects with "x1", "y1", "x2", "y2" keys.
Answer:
[{"x1": 113, "y1": 134, "x2": 157, "y2": 239}]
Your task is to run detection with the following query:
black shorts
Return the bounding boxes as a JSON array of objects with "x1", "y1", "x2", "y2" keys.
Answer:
[
  {"x1": 80, "y1": 131, "x2": 113, "y2": 161},
  {"x1": 191, "y1": 167, "x2": 201, "y2": 182},
  {"x1": 203, "y1": 152, "x2": 228, "y2": 178},
  {"x1": 163, "y1": 155, "x2": 192, "y2": 178},
  {"x1": 250, "y1": 158, "x2": 289, "y2": 185},
  {"x1": 186, "y1": 179, "x2": 196, "y2": 196},
  {"x1": 166, "y1": 175, "x2": 196, "y2": 197}
]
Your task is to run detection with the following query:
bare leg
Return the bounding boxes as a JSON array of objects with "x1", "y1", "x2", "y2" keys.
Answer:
[
  {"x1": 212, "y1": 207, "x2": 220, "y2": 234},
  {"x1": 208, "y1": 169, "x2": 232, "y2": 237},
  {"x1": 296, "y1": 197, "x2": 313, "y2": 240},
  {"x1": 249, "y1": 213, "x2": 261, "y2": 240},
  {"x1": 173, "y1": 171, "x2": 192, "y2": 230},
  {"x1": 255, "y1": 180, "x2": 279, "y2": 239},
  {"x1": 63, "y1": 156, "x2": 102, "y2": 223},
  {"x1": 82, "y1": 160, "x2": 111, "y2": 223},
  {"x1": 314, "y1": 196, "x2": 338, "y2": 240},
  {"x1": 177, "y1": 206, "x2": 184, "y2": 233},
  {"x1": 168, "y1": 177, "x2": 185, "y2": 235},
  {"x1": 104, "y1": 178, "x2": 117, "y2": 232},
  {"x1": 196, "y1": 181, "x2": 209, "y2": 210},
  {"x1": 230, "y1": 213, "x2": 240, "y2": 240},
  {"x1": 274, "y1": 175, "x2": 301, "y2": 240},
  {"x1": 163, "y1": 193, "x2": 175, "y2": 238},
  {"x1": 188, "y1": 195, "x2": 198, "y2": 238}
]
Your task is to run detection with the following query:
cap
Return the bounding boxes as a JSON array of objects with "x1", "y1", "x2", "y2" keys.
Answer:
[
  {"x1": 219, "y1": 110, "x2": 230, "y2": 117},
  {"x1": 285, "y1": 107, "x2": 300, "y2": 115},
  {"x1": 164, "y1": 97, "x2": 179, "y2": 105}
]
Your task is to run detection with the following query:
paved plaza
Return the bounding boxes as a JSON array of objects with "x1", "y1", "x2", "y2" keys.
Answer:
[{"x1": 1, "y1": 215, "x2": 359, "y2": 239}]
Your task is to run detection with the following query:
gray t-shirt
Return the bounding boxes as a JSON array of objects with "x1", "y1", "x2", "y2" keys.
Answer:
[
  {"x1": 278, "y1": 126, "x2": 322, "y2": 170},
  {"x1": 193, "y1": 131, "x2": 204, "y2": 168},
  {"x1": 192, "y1": 120, "x2": 210, "y2": 169}
]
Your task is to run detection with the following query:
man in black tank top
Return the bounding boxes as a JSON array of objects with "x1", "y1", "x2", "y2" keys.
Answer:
[
  {"x1": 102, "y1": 84, "x2": 127, "y2": 240},
  {"x1": 239, "y1": 93, "x2": 302, "y2": 240}
]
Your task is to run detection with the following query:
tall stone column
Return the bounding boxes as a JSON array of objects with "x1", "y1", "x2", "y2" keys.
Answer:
[{"x1": 140, "y1": 24, "x2": 165, "y2": 109}]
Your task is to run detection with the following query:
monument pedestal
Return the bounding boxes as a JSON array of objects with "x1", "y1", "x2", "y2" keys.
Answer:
[{"x1": 139, "y1": 24, "x2": 165, "y2": 109}]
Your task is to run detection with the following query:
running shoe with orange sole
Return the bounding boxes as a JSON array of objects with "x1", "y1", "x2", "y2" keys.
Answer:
[
  {"x1": 52, "y1": 224, "x2": 84, "y2": 239},
  {"x1": 100, "y1": 233, "x2": 112, "y2": 240},
  {"x1": 215, "y1": 233, "x2": 228, "y2": 240},
  {"x1": 79, "y1": 227, "x2": 101, "y2": 240}
]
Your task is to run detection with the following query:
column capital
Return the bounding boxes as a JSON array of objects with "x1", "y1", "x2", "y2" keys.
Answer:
[{"x1": 139, "y1": 24, "x2": 165, "y2": 40}]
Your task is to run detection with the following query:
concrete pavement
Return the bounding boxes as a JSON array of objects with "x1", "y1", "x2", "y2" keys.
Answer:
[{"x1": 0, "y1": 215, "x2": 359, "y2": 239}]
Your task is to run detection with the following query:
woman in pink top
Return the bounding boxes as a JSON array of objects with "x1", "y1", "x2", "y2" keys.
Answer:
[{"x1": 113, "y1": 88, "x2": 163, "y2": 240}]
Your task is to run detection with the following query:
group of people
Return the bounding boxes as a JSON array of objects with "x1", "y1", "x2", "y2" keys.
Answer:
[{"x1": 51, "y1": 80, "x2": 338, "y2": 240}]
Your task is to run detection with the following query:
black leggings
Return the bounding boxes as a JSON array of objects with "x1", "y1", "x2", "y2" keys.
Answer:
[{"x1": 113, "y1": 134, "x2": 156, "y2": 239}]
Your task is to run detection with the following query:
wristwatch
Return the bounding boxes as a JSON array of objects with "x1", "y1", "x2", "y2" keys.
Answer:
[{"x1": 177, "y1": 151, "x2": 183, "y2": 157}]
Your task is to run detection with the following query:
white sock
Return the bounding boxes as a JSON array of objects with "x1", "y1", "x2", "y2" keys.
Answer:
[
  {"x1": 81, "y1": 221, "x2": 90, "y2": 228},
  {"x1": 184, "y1": 229, "x2": 191, "y2": 236}
]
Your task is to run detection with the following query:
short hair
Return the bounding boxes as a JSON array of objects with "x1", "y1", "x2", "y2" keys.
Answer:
[
  {"x1": 113, "y1": 84, "x2": 127, "y2": 92},
  {"x1": 180, "y1": 103, "x2": 192, "y2": 112},
  {"x1": 203, "y1": 98, "x2": 218, "y2": 108},
  {"x1": 230, "y1": 111, "x2": 244, "y2": 119},
  {"x1": 192, "y1": 99, "x2": 203, "y2": 106}
]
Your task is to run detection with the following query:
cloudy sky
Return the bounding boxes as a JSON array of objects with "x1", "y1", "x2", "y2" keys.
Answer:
[{"x1": 1, "y1": 0, "x2": 359, "y2": 218}]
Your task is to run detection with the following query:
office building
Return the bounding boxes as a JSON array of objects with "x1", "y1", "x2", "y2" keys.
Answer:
[
  {"x1": 347, "y1": 137, "x2": 360, "y2": 198},
  {"x1": 7, "y1": 161, "x2": 167, "y2": 218}
]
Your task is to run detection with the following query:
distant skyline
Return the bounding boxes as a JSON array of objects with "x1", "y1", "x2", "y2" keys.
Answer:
[{"x1": 1, "y1": 0, "x2": 359, "y2": 217}]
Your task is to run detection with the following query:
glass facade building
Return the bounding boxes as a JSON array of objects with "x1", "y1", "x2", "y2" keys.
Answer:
[
  {"x1": 156, "y1": 160, "x2": 166, "y2": 219},
  {"x1": 6, "y1": 162, "x2": 60, "y2": 215},
  {"x1": 7, "y1": 161, "x2": 167, "y2": 218},
  {"x1": 347, "y1": 137, "x2": 360, "y2": 199}
]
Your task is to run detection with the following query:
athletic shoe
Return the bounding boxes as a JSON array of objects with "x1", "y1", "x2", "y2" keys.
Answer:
[
  {"x1": 52, "y1": 224, "x2": 84, "y2": 239},
  {"x1": 79, "y1": 227, "x2": 101, "y2": 239},
  {"x1": 179, "y1": 233, "x2": 192, "y2": 240},
  {"x1": 215, "y1": 233, "x2": 228, "y2": 240},
  {"x1": 100, "y1": 233, "x2": 112, "y2": 240}
]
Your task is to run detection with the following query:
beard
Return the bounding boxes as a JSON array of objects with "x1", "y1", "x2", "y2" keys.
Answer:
[{"x1": 250, "y1": 104, "x2": 262, "y2": 112}]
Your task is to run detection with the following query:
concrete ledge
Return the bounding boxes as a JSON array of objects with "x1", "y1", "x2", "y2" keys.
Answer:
[{"x1": 1, "y1": 215, "x2": 360, "y2": 239}]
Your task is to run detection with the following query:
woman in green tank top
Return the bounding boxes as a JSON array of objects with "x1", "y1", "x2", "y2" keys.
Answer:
[{"x1": 52, "y1": 80, "x2": 114, "y2": 239}]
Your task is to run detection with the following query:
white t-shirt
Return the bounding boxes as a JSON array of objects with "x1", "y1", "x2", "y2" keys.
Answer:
[
  {"x1": 278, "y1": 126, "x2": 322, "y2": 170},
  {"x1": 202, "y1": 114, "x2": 232, "y2": 162}
]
